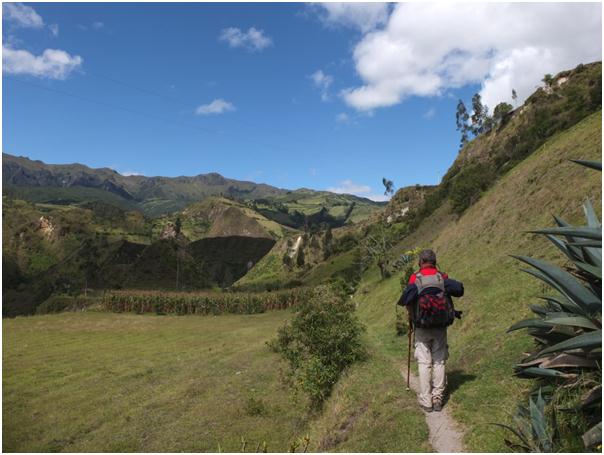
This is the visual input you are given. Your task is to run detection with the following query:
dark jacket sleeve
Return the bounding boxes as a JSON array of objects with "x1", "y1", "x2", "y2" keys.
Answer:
[
  {"x1": 398, "y1": 284, "x2": 418, "y2": 307},
  {"x1": 445, "y1": 278, "x2": 464, "y2": 298}
]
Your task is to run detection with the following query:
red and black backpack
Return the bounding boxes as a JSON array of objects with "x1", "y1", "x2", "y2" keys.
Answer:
[{"x1": 412, "y1": 272, "x2": 456, "y2": 328}]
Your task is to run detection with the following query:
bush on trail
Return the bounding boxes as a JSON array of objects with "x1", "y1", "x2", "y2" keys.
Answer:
[{"x1": 269, "y1": 285, "x2": 366, "y2": 409}]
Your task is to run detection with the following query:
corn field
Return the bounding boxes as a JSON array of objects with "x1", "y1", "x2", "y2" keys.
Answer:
[{"x1": 102, "y1": 287, "x2": 313, "y2": 315}]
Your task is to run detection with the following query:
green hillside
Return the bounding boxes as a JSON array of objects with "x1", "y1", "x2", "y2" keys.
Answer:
[
  {"x1": 348, "y1": 110, "x2": 601, "y2": 451},
  {"x1": 3, "y1": 154, "x2": 384, "y2": 221}
]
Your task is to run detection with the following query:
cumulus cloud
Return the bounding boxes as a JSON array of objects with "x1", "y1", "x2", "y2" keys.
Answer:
[
  {"x1": 313, "y1": 3, "x2": 390, "y2": 33},
  {"x1": 219, "y1": 27, "x2": 273, "y2": 52},
  {"x1": 310, "y1": 69, "x2": 333, "y2": 101},
  {"x1": 328, "y1": 179, "x2": 371, "y2": 194},
  {"x1": 327, "y1": 179, "x2": 389, "y2": 201},
  {"x1": 49, "y1": 23, "x2": 59, "y2": 37},
  {"x1": 3, "y1": 3, "x2": 44, "y2": 28},
  {"x1": 422, "y1": 108, "x2": 436, "y2": 120},
  {"x1": 342, "y1": 3, "x2": 602, "y2": 111},
  {"x1": 3, "y1": 46, "x2": 83, "y2": 79},
  {"x1": 195, "y1": 99, "x2": 236, "y2": 115},
  {"x1": 335, "y1": 112, "x2": 350, "y2": 124}
]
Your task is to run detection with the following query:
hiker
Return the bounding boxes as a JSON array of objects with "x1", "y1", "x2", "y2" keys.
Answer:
[{"x1": 398, "y1": 249, "x2": 464, "y2": 412}]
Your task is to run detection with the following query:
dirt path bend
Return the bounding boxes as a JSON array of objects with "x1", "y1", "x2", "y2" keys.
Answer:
[{"x1": 404, "y1": 371, "x2": 465, "y2": 453}]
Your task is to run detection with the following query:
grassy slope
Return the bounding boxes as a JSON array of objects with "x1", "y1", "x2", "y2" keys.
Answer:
[
  {"x1": 3, "y1": 308, "x2": 431, "y2": 453},
  {"x1": 3, "y1": 311, "x2": 307, "y2": 452},
  {"x1": 355, "y1": 111, "x2": 601, "y2": 451},
  {"x1": 306, "y1": 265, "x2": 431, "y2": 452}
]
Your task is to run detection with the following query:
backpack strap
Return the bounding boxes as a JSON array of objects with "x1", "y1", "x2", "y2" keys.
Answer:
[{"x1": 415, "y1": 272, "x2": 445, "y2": 294}]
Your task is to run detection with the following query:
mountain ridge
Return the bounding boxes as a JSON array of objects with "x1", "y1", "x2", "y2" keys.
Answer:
[{"x1": 3, "y1": 153, "x2": 385, "y2": 218}]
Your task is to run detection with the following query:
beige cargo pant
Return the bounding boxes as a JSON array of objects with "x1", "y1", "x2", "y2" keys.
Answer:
[{"x1": 414, "y1": 327, "x2": 448, "y2": 408}]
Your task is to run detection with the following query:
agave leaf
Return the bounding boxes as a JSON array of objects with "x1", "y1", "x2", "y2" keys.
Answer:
[
  {"x1": 571, "y1": 159, "x2": 602, "y2": 171},
  {"x1": 515, "y1": 256, "x2": 599, "y2": 311},
  {"x1": 553, "y1": 215, "x2": 570, "y2": 228},
  {"x1": 529, "y1": 304, "x2": 549, "y2": 316},
  {"x1": 540, "y1": 353, "x2": 597, "y2": 369},
  {"x1": 529, "y1": 392, "x2": 550, "y2": 450},
  {"x1": 537, "y1": 295, "x2": 567, "y2": 312},
  {"x1": 545, "y1": 233, "x2": 585, "y2": 263},
  {"x1": 543, "y1": 315, "x2": 600, "y2": 330},
  {"x1": 582, "y1": 199, "x2": 602, "y2": 228},
  {"x1": 574, "y1": 261, "x2": 603, "y2": 280},
  {"x1": 567, "y1": 240, "x2": 603, "y2": 247},
  {"x1": 491, "y1": 423, "x2": 529, "y2": 445},
  {"x1": 582, "y1": 421, "x2": 602, "y2": 448},
  {"x1": 508, "y1": 318, "x2": 555, "y2": 333},
  {"x1": 522, "y1": 269, "x2": 587, "y2": 315},
  {"x1": 538, "y1": 330, "x2": 602, "y2": 356},
  {"x1": 530, "y1": 226, "x2": 602, "y2": 240},
  {"x1": 581, "y1": 385, "x2": 601, "y2": 408},
  {"x1": 517, "y1": 357, "x2": 553, "y2": 368},
  {"x1": 516, "y1": 366, "x2": 572, "y2": 378},
  {"x1": 551, "y1": 211, "x2": 602, "y2": 266}
]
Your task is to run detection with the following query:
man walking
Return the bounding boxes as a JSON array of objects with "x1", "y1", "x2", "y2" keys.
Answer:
[{"x1": 399, "y1": 249, "x2": 464, "y2": 412}]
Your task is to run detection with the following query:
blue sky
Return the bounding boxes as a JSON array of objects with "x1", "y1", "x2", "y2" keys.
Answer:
[{"x1": 3, "y1": 3, "x2": 601, "y2": 201}]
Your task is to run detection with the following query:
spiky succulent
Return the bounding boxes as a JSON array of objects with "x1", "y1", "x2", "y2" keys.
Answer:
[{"x1": 507, "y1": 160, "x2": 601, "y2": 451}]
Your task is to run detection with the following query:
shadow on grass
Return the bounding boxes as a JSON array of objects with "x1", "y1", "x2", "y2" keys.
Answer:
[{"x1": 446, "y1": 369, "x2": 477, "y2": 403}]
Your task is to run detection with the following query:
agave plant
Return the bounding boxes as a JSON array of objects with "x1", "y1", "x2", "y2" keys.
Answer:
[
  {"x1": 506, "y1": 159, "x2": 601, "y2": 451},
  {"x1": 495, "y1": 389, "x2": 554, "y2": 452}
]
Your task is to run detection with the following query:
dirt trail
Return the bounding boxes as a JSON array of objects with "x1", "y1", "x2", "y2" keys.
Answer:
[{"x1": 404, "y1": 371, "x2": 465, "y2": 453}]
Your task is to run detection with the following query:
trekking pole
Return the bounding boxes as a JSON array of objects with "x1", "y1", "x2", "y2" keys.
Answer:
[{"x1": 406, "y1": 316, "x2": 413, "y2": 391}]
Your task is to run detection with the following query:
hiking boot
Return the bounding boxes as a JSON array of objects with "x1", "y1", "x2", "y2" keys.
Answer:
[
  {"x1": 433, "y1": 399, "x2": 443, "y2": 412},
  {"x1": 419, "y1": 404, "x2": 433, "y2": 413}
]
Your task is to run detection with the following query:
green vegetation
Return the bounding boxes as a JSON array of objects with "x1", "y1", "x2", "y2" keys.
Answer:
[
  {"x1": 269, "y1": 285, "x2": 366, "y2": 409},
  {"x1": 103, "y1": 288, "x2": 312, "y2": 315},
  {"x1": 3, "y1": 311, "x2": 307, "y2": 452},
  {"x1": 390, "y1": 110, "x2": 602, "y2": 451},
  {"x1": 504, "y1": 161, "x2": 601, "y2": 452}
]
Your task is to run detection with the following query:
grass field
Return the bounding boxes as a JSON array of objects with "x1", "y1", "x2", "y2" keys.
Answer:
[
  {"x1": 3, "y1": 311, "x2": 309, "y2": 452},
  {"x1": 3, "y1": 307, "x2": 431, "y2": 453}
]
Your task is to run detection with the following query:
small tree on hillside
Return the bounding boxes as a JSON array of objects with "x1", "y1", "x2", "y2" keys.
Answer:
[
  {"x1": 455, "y1": 99, "x2": 470, "y2": 148},
  {"x1": 360, "y1": 224, "x2": 394, "y2": 279},
  {"x1": 542, "y1": 73, "x2": 554, "y2": 87},
  {"x1": 471, "y1": 93, "x2": 488, "y2": 135},
  {"x1": 382, "y1": 178, "x2": 394, "y2": 196},
  {"x1": 493, "y1": 102, "x2": 514, "y2": 126},
  {"x1": 512, "y1": 89, "x2": 518, "y2": 107}
]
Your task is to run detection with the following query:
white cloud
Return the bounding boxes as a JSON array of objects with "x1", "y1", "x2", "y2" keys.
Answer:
[
  {"x1": 342, "y1": 3, "x2": 602, "y2": 111},
  {"x1": 327, "y1": 179, "x2": 372, "y2": 196},
  {"x1": 335, "y1": 112, "x2": 350, "y2": 124},
  {"x1": 92, "y1": 21, "x2": 104, "y2": 30},
  {"x1": 219, "y1": 27, "x2": 273, "y2": 52},
  {"x1": 310, "y1": 69, "x2": 333, "y2": 101},
  {"x1": 327, "y1": 179, "x2": 389, "y2": 201},
  {"x1": 313, "y1": 3, "x2": 390, "y2": 33},
  {"x1": 195, "y1": 99, "x2": 236, "y2": 115},
  {"x1": 49, "y1": 24, "x2": 59, "y2": 37},
  {"x1": 3, "y1": 46, "x2": 83, "y2": 79},
  {"x1": 3, "y1": 3, "x2": 44, "y2": 28},
  {"x1": 121, "y1": 171, "x2": 143, "y2": 177},
  {"x1": 422, "y1": 108, "x2": 436, "y2": 120}
]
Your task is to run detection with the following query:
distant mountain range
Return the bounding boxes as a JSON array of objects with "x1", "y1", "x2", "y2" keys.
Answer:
[{"x1": 2, "y1": 153, "x2": 385, "y2": 219}]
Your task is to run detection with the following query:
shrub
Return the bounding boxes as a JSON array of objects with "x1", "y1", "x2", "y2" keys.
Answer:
[
  {"x1": 36, "y1": 295, "x2": 98, "y2": 314},
  {"x1": 449, "y1": 162, "x2": 496, "y2": 214},
  {"x1": 243, "y1": 395, "x2": 268, "y2": 416},
  {"x1": 269, "y1": 285, "x2": 366, "y2": 409}
]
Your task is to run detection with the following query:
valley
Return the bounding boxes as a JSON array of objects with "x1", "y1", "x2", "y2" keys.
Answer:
[{"x1": 3, "y1": 60, "x2": 602, "y2": 453}]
